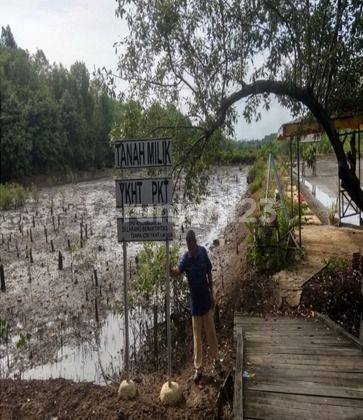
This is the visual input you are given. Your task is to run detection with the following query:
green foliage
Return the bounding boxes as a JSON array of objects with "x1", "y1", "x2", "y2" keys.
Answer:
[
  {"x1": 248, "y1": 158, "x2": 266, "y2": 193},
  {"x1": 131, "y1": 242, "x2": 188, "y2": 308},
  {"x1": 316, "y1": 134, "x2": 333, "y2": 155},
  {"x1": 247, "y1": 133, "x2": 282, "y2": 194},
  {"x1": 16, "y1": 332, "x2": 29, "y2": 349},
  {"x1": 113, "y1": 1, "x2": 363, "y2": 210},
  {"x1": 323, "y1": 256, "x2": 349, "y2": 272},
  {"x1": 115, "y1": 1, "x2": 362, "y2": 140},
  {"x1": 0, "y1": 26, "x2": 121, "y2": 182},
  {"x1": 211, "y1": 137, "x2": 259, "y2": 164},
  {"x1": 317, "y1": 132, "x2": 363, "y2": 156},
  {"x1": 246, "y1": 205, "x2": 301, "y2": 273},
  {"x1": 0, "y1": 183, "x2": 28, "y2": 210},
  {"x1": 302, "y1": 144, "x2": 317, "y2": 169}
]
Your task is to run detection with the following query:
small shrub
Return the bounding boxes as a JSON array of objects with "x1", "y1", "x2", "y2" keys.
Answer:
[
  {"x1": 0, "y1": 183, "x2": 28, "y2": 210},
  {"x1": 323, "y1": 256, "x2": 349, "y2": 272},
  {"x1": 246, "y1": 206, "x2": 302, "y2": 274},
  {"x1": 132, "y1": 242, "x2": 188, "y2": 310},
  {"x1": 248, "y1": 157, "x2": 266, "y2": 193},
  {"x1": 250, "y1": 176, "x2": 263, "y2": 193}
]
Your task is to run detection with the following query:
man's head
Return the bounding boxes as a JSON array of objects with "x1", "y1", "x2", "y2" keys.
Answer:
[{"x1": 186, "y1": 230, "x2": 197, "y2": 253}]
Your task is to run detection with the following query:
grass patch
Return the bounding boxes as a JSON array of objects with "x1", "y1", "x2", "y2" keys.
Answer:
[{"x1": 0, "y1": 183, "x2": 28, "y2": 210}]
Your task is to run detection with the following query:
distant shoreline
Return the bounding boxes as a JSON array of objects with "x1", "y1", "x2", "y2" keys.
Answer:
[{"x1": 18, "y1": 168, "x2": 113, "y2": 189}]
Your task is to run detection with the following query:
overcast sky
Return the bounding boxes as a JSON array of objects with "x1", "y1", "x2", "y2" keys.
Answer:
[{"x1": 1, "y1": 0, "x2": 292, "y2": 140}]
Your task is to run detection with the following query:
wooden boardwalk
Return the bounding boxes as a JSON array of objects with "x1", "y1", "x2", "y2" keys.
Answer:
[{"x1": 233, "y1": 314, "x2": 363, "y2": 419}]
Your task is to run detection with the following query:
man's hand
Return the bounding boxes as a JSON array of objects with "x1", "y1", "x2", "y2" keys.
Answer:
[{"x1": 169, "y1": 266, "x2": 181, "y2": 277}]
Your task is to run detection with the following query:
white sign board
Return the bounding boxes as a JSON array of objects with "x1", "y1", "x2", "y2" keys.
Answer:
[
  {"x1": 115, "y1": 177, "x2": 172, "y2": 207},
  {"x1": 115, "y1": 138, "x2": 172, "y2": 168},
  {"x1": 117, "y1": 217, "x2": 173, "y2": 242}
]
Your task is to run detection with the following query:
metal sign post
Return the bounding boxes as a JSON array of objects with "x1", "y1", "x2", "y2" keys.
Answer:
[
  {"x1": 122, "y1": 205, "x2": 130, "y2": 382},
  {"x1": 165, "y1": 228, "x2": 172, "y2": 386},
  {"x1": 116, "y1": 137, "x2": 180, "y2": 403}
]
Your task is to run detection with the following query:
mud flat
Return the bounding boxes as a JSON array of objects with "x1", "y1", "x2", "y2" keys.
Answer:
[{"x1": 0, "y1": 166, "x2": 248, "y2": 383}]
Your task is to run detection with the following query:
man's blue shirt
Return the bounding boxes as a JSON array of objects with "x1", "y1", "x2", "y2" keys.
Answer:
[{"x1": 178, "y1": 245, "x2": 213, "y2": 316}]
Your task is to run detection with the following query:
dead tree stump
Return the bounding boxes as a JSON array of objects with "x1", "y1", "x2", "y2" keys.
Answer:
[
  {"x1": 0, "y1": 265, "x2": 5, "y2": 292},
  {"x1": 80, "y1": 223, "x2": 83, "y2": 247},
  {"x1": 95, "y1": 298, "x2": 99, "y2": 323},
  {"x1": 58, "y1": 251, "x2": 63, "y2": 270}
]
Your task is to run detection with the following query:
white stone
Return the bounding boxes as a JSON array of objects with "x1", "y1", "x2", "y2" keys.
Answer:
[
  {"x1": 118, "y1": 379, "x2": 137, "y2": 400},
  {"x1": 159, "y1": 381, "x2": 182, "y2": 405}
]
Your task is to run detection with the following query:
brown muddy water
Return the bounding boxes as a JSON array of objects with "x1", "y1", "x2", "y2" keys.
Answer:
[{"x1": 0, "y1": 166, "x2": 248, "y2": 384}]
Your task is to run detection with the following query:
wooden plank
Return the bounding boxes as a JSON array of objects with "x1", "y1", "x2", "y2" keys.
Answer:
[
  {"x1": 236, "y1": 315, "x2": 363, "y2": 419},
  {"x1": 249, "y1": 379, "x2": 363, "y2": 399},
  {"x1": 245, "y1": 390, "x2": 363, "y2": 420},
  {"x1": 246, "y1": 361, "x2": 363, "y2": 374},
  {"x1": 251, "y1": 374, "x2": 363, "y2": 389},
  {"x1": 233, "y1": 331, "x2": 244, "y2": 420},
  {"x1": 242, "y1": 333, "x2": 352, "y2": 342},
  {"x1": 239, "y1": 325, "x2": 336, "y2": 332},
  {"x1": 245, "y1": 346, "x2": 362, "y2": 356},
  {"x1": 252, "y1": 365, "x2": 363, "y2": 380},
  {"x1": 246, "y1": 402, "x2": 362, "y2": 420},
  {"x1": 235, "y1": 330, "x2": 335, "y2": 337},
  {"x1": 316, "y1": 312, "x2": 363, "y2": 351},
  {"x1": 235, "y1": 324, "x2": 325, "y2": 332},
  {"x1": 242, "y1": 336, "x2": 353, "y2": 345},
  {"x1": 235, "y1": 317, "x2": 320, "y2": 323},
  {"x1": 235, "y1": 318, "x2": 321, "y2": 325},
  {"x1": 251, "y1": 366, "x2": 363, "y2": 387},
  {"x1": 247, "y1": 389, "x2": 363, "y2": 409},
  {"x1": 233, "y1": 326, "x2": 331, "y2": 334},
  {"x1": 248, "y1": 353, "x2": 363, "y2": 365}
]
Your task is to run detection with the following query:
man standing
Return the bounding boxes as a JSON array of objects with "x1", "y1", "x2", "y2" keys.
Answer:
[{"x1": 170, "y1": 230, "x2": 221, "y2": 383}]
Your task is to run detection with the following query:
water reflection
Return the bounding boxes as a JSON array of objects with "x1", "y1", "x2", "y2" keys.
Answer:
[{"x1": 22, "y1": 312, "x2": 128, "y2": 384}]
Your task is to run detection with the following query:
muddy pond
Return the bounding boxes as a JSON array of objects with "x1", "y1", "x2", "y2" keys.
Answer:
[{"x1": 0, "y1": 166, "x2": 248, "y2": 384}]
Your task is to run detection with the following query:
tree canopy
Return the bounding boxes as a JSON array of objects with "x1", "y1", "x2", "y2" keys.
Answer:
[
  {"x1": 114, "y1": 0, "x2": 363, "y2": 209},
  {"x1": 1, "y1": 25, "x2": 258, "y2": 190},
  {"x1": 0, "y1": 26, "x2": 120, "y2": 182}
]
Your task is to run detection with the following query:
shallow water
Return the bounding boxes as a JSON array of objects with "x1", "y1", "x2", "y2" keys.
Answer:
[{"x1": 22, "y1": 312, "x2": 129, "y2": 383}]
